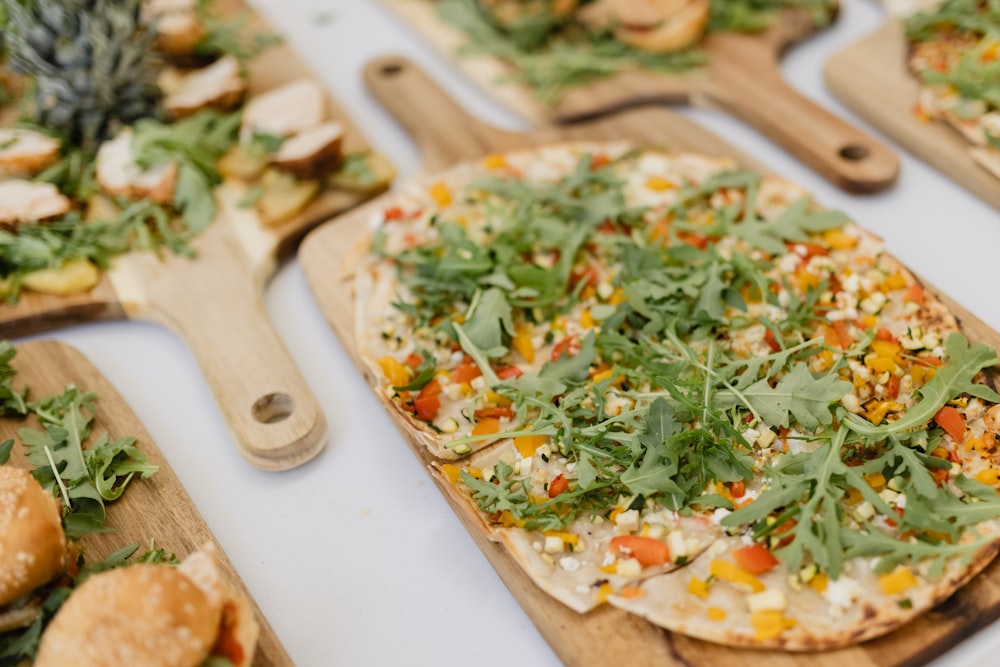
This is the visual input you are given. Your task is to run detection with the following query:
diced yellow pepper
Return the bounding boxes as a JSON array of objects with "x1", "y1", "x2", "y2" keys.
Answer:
[
  {"x1": 844, "y1": 487, "x2": 863, "y2": 505},
  {"x1": 865, "y1": 354, "x2": 897, "y2": 374},
  {"x1": 871, "y1": 340, "x2": 902, "y2": 361},
  {"x1": 864, "y1": 472, "x2": 886, "y2": 492},
  {"x1": 808, "y1": 573, "x2": 828, "y2": 593},
  {"x1": 609, "y1": 288, "x2": 627, "y2": 305},
  {"x1": 707, "y1": 607, "x2": 726, "y2": 621},
  {"x1": 378, "y1": 356, "x2": 410, "y2": 387},
  {"x1": 484, "y1": 391, "x2": 513, "y2": 407},
  {"x1": 483, "y1": 153, "x2": 508, "y2": 170},
  {"x1": 597, "y1": 583, "x2": 614, "y2": 603},
  {"x1": 751, "y1": 610, "x2": 796, "y2": 641},
  {"x1": 544, "y1": 530, "x2": 579, "y2": 547},
  {"x1": 860, "y1": 314, "x2": 878, "y2": 329},
  {"x1": 878, "y1": 566, "x2": 918, "y2": 596},
  {"x1": 429, "y1": 181, "x2": 451, "y2": 206},
  {"x1": 823, "y1": 228, "x2": 859, "y2": 250},
  {"x1": 815, "y1": 349, "x2": 834, "y2": 372},
  {"x1": 472, "y1": 418, "x2": 500, "y2": 436},
  {"x1": 645, "y1": 176, "x2": 675, "y2": 191},
  {"x1": 497, "y1": 510, "x2": 525, "y2": 528},
  {"x1": 975, "y1": 469, "x2": 1000, "y2": 486},
  {"x1": 911, "y1": 364, "x2": 935, "y2": 387},
  {"x1": 512, "y1": 324, "x2": 535, "y2": 364},
  {"x1": 466, "y1": 467, "x2": 483, "y2": 479},
  {"x1": 515, "y1": 434, "x2": 547, "y2": 458},
  {"x1": 880, "y1": 273, "x2": 908, "y2": 292},
  {"x1": 866, "y1": 401, "x2": 902, "y2": 425},
  {"x1": 709, "y1": 560, "x2": 765, "y2": 592},
  {"x1": 580, "y1": 309, "x2": 595, "y2": 329},
  {"x1": 440, "y1": 464, "x2": 461, "y2": 483},
  {"x1": 688, "y1": 577, "x2": 710, "y2": 599},
  {"x1": 966, "y1": 436, "x2": 992, "y2": 454}
]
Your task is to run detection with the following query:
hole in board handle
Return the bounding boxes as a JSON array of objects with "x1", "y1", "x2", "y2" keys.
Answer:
[
  {"x1": 838, "y1": 144, "x2": 870, "y2": 161},
  {"x1": 380, "y1": 62, "x2": 404, "y2": 77},
  {"x1": 252, "y1": 392, "x2": 295, "y2": 424}
]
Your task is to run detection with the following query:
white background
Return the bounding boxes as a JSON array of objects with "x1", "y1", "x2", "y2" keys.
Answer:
[{"x1": 26, "y1": 0, "x2": 1000, "y2": 665}]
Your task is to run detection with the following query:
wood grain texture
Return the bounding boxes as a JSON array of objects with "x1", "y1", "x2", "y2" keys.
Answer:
[
  {"x1": 382, "y1": 0, "x2": 899, "y2": 192},
  {"x1": 825, "y1": 21, "x2": 1000, "y2": 212},
  {"x1": 4, "y1": 340, "x2": 293, "y2": 666},
  {"x1": 0, "y1": 0, "x2": 392, "y2": 470},
  {"x1": 298, "y1": 56, "x2": 1000, "y2": 667}
]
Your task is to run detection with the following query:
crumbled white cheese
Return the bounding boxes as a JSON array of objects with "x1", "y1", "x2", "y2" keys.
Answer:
[
  {"x1": 710, "y1": 508, "x2": 732, "y2": 525},
  {"x1": 667, "y1": 530, "x2": 687, "y2": 559},
  {"x1": 823, "y1": 575, "x2": 862, "y2": 612},
  {"x1": 544, "y1": 536, "x2": 564, "y2": 554},
  {"x1": 559, "y1": 556, "x2": 581, "y2": 573}
]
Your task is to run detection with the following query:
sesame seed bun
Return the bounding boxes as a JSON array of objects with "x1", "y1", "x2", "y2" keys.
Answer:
[
  {"x1": 35, "y1": 546, "x2": 259, "y2": 667},
  {"x1": 0, "y1": 466, "x2": 66, "y2": 607}
]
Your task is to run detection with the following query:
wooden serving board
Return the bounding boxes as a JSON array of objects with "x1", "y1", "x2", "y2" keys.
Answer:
[
  {"x1": 825, "y1": 20, "x2": 1000, "y2": 212},
  {"x1": 4, "y1": 339, "x2": 292, "y2": 667},
  {"x1": 382, "y1": 0, "x2": 900, "y2": 193},
  {"x1": 298, "y1": 55, "x2": 1000, "y2": 667},
  {"x1": 0, "y1": 0, "x2": 392, "y2": 471}
]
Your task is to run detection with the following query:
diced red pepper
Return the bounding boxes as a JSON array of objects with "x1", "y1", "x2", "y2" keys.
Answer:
[
  {"x1": 551, "y1": 336, "x2": 580, "y2": 362},
  {"x1": 886, "y1": 375, "x2": 900, "y2": 400},
  {"x1": 610, "y1": 535, "x2": 671, "y2": 567},
  {"x1": 934, "y1": 405, "x2": 966, "y2": 443},
  {"x1": 404, "y1": 353, "x2": 423, "y2": 369},
  {"x1": 732, "y1": 544, "x2": 779, "y2": 575},
  {"x1": 495, "y1": 365, "x2": 524, "y2": 380},
  {"x1": 548, "y1": 474, "x2": 570, "y2": 498},
  {"x1": 452, "y1": 363, "x2": 482, "y2": 384},
  {"x1": 763, "y1": 328, "x2": 781, "y2": 353},
  {"x1": 474, "y1": 407, "x2": 514, "y2": 420}
]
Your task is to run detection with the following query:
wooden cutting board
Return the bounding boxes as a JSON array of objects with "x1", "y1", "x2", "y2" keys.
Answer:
[
  {"x1": 0, "y1": 0, "x2": 392, "y2": 471},
  {"x1": 298, "y1": 55, "x2": 1000, "y2": 667},
  {"x1": 825, "y1": 20, "x2": 1000, "y2": 212},
  {"x1": 382, "y1": 0, "x2": 899, "y2": 193},
  {"x1": 4, "y1": 339, "x2": 292, "y2": 667}
]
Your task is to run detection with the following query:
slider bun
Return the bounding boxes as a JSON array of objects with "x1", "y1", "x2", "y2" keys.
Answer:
[
  {"x1": 35, "y1": 564, "x2": 222, "y2": 667},
  {"x1": 36, "y1": 544, "x2": 260, "y2": 667},
  {"x1": 0, "y1": 466, "x2": 66, "y2": 606}
]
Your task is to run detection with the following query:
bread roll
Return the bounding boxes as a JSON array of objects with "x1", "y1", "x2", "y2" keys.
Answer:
[{"x1": 0, "y1": 466, "x2": 66, "y2": 607}]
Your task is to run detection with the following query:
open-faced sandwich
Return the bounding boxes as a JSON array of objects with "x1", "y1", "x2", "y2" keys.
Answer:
[
  {"x1": 905, "y1": 0, "x2": 1000, "y2": 180},
  {"x1": 351, "y1": 142, "x2": 1000, "y2": 648},
  {"x1": 429, "y1": 0, "x2": 839, "y2": 103},
  {"x1": 0, "y1": 0, "x2": 392, "y2": 303}
]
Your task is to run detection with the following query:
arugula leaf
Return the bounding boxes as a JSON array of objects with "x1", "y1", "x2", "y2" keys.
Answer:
[
  {"x1": 460, "y1": 461, "x2": 528, "y2": 514},
  {"x1": 846, "y1": 333, "x2": 1000, "y2": 436},
  {"x1": 392, "y1": 349, "x2": 437, "y2": 392},
  {"x1": 738, "y1": 363, "x2": 851, "y2": 431},
  {"x1": 463, "y1": 287, "x2": 515, "y2": 357}
]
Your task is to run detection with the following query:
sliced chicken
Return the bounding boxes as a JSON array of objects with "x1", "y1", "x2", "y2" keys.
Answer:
[
  {"x1": 143, "y1": 0, "x2": 205, "y2": 57},
  {"x1": 96, "y1": 129, "x2": 178, "y2": 204},
  {"x1": 0, "y1": 129, "x2": 61, "y2": 176},
  {"x1": 0, "y1": 180, "x2": 71, "y2": 227},
  {"x1": 241, "y1": 80, "x2": 326, "y2": 139},
  {"x1": 162, "y1": 55, "x2": 247, "y2": 119},
  {"x1": 577, "y1": 0, "x2": 710, "y2": 53},
  {"x1": 271, "y1": 121, "x2": 345, "y2": 179}
]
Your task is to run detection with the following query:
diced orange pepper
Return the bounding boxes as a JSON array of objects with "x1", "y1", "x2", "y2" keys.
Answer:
[
  {"x1": 934, "y1": 405, "x2": 966, "y2": 442},
  {"x1": 688, "y1": 577, "x2": 710, "y2": 599},
  {"x1": 515, "y1": 434, "x2": 547, "y2": 458},
  {"x1": 878, "y1": 566, "x2": 918, "y2": 595},
  {"x1": 379, "y1": 356, "x2": 410, "y2": 387},
  {"x1": 709, "y1": 560, "x2": 765, "y2": 592},
  {"x1": 429, "y1": 181, "x2": 451, "y2": 206},
  {"x1": 472, "y1": 418, "x2": 500, "y2": 436},
  {"x1": 610, "y1": 535, "x2": 671, "y2": 567}
]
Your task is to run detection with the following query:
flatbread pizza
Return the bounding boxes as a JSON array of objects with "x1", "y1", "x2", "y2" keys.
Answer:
[
  {"x1": 905, "y1": 0, "x2": 1000, "y2": 179},
  {"x1": 348, "y1": 142, "x2": 1000, "y2": 648}
]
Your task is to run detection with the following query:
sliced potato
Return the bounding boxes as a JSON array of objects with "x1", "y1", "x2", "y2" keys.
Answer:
[
  {"x1": 329, "y1": 152, "x2": 396, "y2": 195},
  {"x1": 22, "y1": 258, "x2": 101, "y2": 296},
  {"x1": 254, "y1": 169, "x2": 321, "y2": 227},
  {"x1": 218, "y1": 145, "x2": 269, "y2": 182}
]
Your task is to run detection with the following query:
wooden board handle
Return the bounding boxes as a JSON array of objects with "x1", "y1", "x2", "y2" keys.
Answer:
[
  {"x1": 110, "y1": 224, "x2": 327, "y2": 471},
  {"x1": 363, "y1": 55, "x2": 525, "y2": 170},
  {"x1": 704, "y1": 36, "x2": 899, "y2": 193}
]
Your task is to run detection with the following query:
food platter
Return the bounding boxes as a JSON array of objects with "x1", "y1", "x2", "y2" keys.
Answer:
[
  {"x1": 0, "y1": 0, "x2": 394, "y2": 471},
  {"x1": 299, "y1": 55, "x2": 1000, "y2": 666},
  {"x1": 2, "y1": 339, "x2": 292, "y2": 666},
  {"x1": 380, "y1": 0, "x2": 900, "y2": 193}
]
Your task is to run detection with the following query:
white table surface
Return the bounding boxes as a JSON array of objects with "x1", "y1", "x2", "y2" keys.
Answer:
[{"x1": 24, "y1": 1, "x2": 1000, "y2": 665}]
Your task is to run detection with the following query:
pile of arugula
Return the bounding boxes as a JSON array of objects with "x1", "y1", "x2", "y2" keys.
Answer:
[
  {"x1": 0, "y1": 341, "x2": 164, "y2": 665},
  {"x1": 436, "y1": 0, "x2": 837, "y2": 105},
  {"x1": 380, "y1": 149, "x2": 1000, "y2": 582}
]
